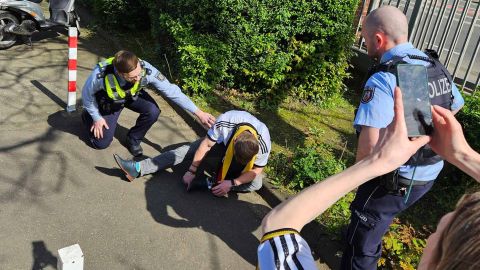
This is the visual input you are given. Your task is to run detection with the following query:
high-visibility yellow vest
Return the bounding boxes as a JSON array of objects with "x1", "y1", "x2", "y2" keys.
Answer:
[{"x1": 97, "y1": 57, "x2": 146, "y2": 101}]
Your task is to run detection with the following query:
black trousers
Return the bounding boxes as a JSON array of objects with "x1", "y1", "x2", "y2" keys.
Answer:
[
  {"x1": 340, "y1": 177, "x2": 434, "y2": 270},
  {"x1": 82, "y1": 90, "x2": 160, "y2": 149}
]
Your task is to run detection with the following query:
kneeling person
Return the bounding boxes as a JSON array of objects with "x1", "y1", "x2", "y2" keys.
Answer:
[
  {"x1": 81, "y1": 50, "x2": 214, "y2": 156},
  {"x1": 114, "y1": 110, "x2": 271, "y2": 196}
]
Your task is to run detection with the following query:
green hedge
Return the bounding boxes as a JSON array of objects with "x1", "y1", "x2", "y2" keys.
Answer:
[
  {"x1": 457, "y1": 90, "x2": 480, "y2": 152},
  {"x1": 141, "y1": 0, "x2": 358, "y2": 103}
]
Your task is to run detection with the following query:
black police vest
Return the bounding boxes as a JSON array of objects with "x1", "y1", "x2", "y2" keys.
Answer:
[{"x1": 363, "y1": 50, "x2": 454, "y2": 166}]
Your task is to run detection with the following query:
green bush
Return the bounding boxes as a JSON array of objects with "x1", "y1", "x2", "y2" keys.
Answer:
[
  {"x1": 318, "y1": 191, "x2": 354, "y2": 234},
  {"x1": 379, "y1": 220, "x2": 426, "y2": 270},
  {"x1": 267, "y1": 141, "x2": 345, "y2": 191},
  {"x1": 141, "y1": 0, "x2": 357, "y2": 103},
  {"x1": 457, "y1": 90, "x2": 480, "y2": 152},
  {"x1": 267, "y1": 143, "x2": 350, "y2": 233},
  {"x1": 265, "y1": 151, "x2": 293, "y2": 187},
  {"x1": 290, "y1": 143, "x2": 346, "y2": 190},
  {"x1": 151, "y1": 14, "x2": 231, "y2": 95}
]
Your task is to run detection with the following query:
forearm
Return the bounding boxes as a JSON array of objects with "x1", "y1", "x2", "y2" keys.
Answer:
[
  {"x1": 190, "y1": 138, "x2": 214, "y2": 168},
  {"x1": 166, "y1": 89, "x2": 198, "y2": 114},
  {"x1": 451, "y1": 107, "x2": 462, "y2": 115},
  {"x1": 451, "y1": 148, "x2": 480, "y2": 182},
  {"x1": 262, "y1": 157, "x2": 380, "y2": 233},
  {"x1": 82, "y1": 69, "x2": 102, "y2": 121},
  {"x1": 355, "y1": 145, "x2": 372, "y2": 163},
  {"x1": 232, "y1": 167, "x2": 263, "y2": 185},
  {"x1": 355, "y1": 126, "x2": 380, "y2": 163},
  {"x1": 355, "y1": 140, "x2": 375, "y2": 164},
  {"x1": 83, "y1": 97, "x2": 101, "y2": 121},
  {"x1": 152, "y1": 82, "x2": 198, "y2": 113}
]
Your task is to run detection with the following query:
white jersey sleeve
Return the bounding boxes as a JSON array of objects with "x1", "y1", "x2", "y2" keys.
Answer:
[{"x1": 257, "y1": 229, "x2": 317, "y2": 270}]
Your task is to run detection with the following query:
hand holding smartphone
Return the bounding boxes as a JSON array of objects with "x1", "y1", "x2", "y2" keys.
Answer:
[{"x1": 396, "y1": 64, "x2": 433, "y2": 137}]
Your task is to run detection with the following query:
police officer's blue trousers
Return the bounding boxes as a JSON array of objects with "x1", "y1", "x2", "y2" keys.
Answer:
[
  {"x1": 82, "y1": 89, "x2": 160, "y2": 149},
  {"x1": 340, "y1": 177, "x2": 434, "y2": 270}
]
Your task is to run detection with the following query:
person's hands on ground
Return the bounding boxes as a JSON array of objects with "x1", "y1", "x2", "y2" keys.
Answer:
[
  {"x1": 182, "y1": 171, "x2": 195, "y2": 190},
  {"x1": 195, "y1": 110, "x2": 216, "y2": 128},
  {"x1": 429, "y1": 105, "x2": 470, "y2": 163},
  {"x1": 211, "y1": 180, "x2": 232, "y2": 197},
  {"x1": 368, "y1": 87, "x2": 430, "y2": 174},
  {"x1": 91, "y1": 118, "x2": 109, "y2": 139}
]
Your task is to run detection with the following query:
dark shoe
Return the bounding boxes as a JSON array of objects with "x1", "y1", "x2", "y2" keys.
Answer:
[
  {"x1": 126, "y1": 139, "x2": 143, "y2": 156},
  {"x1": 113, "y1": 154, "x2": 139, "y2": 181}
]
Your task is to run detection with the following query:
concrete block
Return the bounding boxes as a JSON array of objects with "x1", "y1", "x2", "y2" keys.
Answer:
[{"x1": 57, "y1": 244, "x2": 84, "y2": 270}]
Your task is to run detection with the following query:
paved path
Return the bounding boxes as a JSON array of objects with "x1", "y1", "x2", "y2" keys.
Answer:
[
  {"x1": 0, "y1": 6, "x2": 338, "y2": 268},
  {"x1": 0, "y1": 27, "x2": 275, "y2": 269}
]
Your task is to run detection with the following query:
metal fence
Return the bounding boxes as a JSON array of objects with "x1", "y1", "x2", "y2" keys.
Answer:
[{"x1": 354, "y1": 0, "x2": 480, "y2": 92}]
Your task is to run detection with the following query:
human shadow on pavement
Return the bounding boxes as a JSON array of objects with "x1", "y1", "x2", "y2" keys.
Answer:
[
  {"x1": 33, "y1": 80, "x2": 170, "y2": 155},
  {"x1": 95, "y1": 166, "x2": 130, "y2": 182},
  {"x1": 46, "y1": 110, "x2": 163, "y2": 154},
  {"x1": 113, "y1": 124, "x2": 163, "y2": 154},
  {"x1": 144, "y1": 170, "x2": 270, "y2": 266},
  {"x1": 32, "y1": 79, "x2": 90, "y2": 148},
  {"x1": 31, "y1": 241, "x2": 57, "y2": 270},
  {"x1": 46, "y1": 110, "x2": 91, "y2": 148}
]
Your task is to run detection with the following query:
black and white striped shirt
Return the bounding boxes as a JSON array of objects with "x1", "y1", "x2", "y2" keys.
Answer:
[{"x1": 257, "y1": 229, "x2": 317, "y2": 270}]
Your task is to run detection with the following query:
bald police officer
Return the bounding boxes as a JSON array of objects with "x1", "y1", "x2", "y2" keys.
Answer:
[
  {"x1": 81, "y1": 50, "x2": 215, "y2": 156},
  {"x1": 342, "y1": 6, "x2": 464, "y2": 269}
]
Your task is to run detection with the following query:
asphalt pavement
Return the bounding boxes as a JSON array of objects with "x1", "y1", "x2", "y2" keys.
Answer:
[
  {"x1": 0, "y1": 12, "x2": 340, "y2": 270},
  {"x1": 0, "y1": 27, "x2": 273, "y2": 270}
]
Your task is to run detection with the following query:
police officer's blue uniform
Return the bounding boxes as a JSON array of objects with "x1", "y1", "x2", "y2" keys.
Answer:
[
  {"x1": 340, "y1": 42, "x2": 464, "y2": 269},
  {"x1": 81, "y1": 59, "x2": 199, "y2": 151}
]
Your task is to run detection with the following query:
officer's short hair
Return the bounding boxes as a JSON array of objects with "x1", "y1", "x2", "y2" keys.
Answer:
[
  {"x1": 113, "y1": 50, "x2": 139, "y2": 73},
  {"x1": 234, "y1": 131, "x2": 259, "y2": 165}
]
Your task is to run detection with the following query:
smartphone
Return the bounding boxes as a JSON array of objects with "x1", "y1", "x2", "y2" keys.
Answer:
[{"x1": 396, "y1": 64, "x2": 433, "y2": 137}]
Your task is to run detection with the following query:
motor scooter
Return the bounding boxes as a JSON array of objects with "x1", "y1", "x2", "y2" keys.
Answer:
[{"x1": 0, "y1": 0, "x2": 80, "y2": 49}]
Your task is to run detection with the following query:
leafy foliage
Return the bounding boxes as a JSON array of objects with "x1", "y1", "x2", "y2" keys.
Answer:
[
  {"x1": 140, "y1": 0, "x2": 358, "y2": 103},
  {"x1": 266, "y1": 141, "x2": 348, "y2": 233},
  {"x1": 379, "y1": 219, "x2": 426, "y2": 270},
  {"x1": 290, "y1": 143, "x2": 346, "y2": 190},
  {"x1": 318, "y1": 192, "x2": 354, "y2": 235},
  {"x1": 152, "y1": 14, "x2": 230, "y2": 95},
  {"x1": 457, "y1": 90, "x2": 480, "y2": 152},
  {"x1": 267, "y1": 140, "x2": 345, "y2": 191}
]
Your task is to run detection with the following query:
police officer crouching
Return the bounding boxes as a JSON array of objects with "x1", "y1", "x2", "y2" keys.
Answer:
[{"x1": 81, "y1": 50, "x2": 215, "y2": 156}]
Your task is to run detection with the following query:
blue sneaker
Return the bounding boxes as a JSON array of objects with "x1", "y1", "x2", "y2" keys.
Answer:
[{"x1": 113, "y1": 154, "x2": 140, "y2": 181}]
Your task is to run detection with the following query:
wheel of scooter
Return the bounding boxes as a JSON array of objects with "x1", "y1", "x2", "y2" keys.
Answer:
[
  {"x1": 75, "y1": 20, "x2": 81, "y2": 36},
  {"x1": 0, "y1": 12, "x2": 19, "y2": 50},
  {"x1": 70, "y1": 11, "x2": 81, "y2": 36}
]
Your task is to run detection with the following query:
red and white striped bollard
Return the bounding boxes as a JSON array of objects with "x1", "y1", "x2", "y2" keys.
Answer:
[{"x1": 66, "y1": 27, "x2": 77, "y2": 112}]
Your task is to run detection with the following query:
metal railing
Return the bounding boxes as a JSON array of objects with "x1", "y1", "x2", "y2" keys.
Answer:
[{"x1": 353, "y1": 0, "x2": 480, "y2": 92}]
